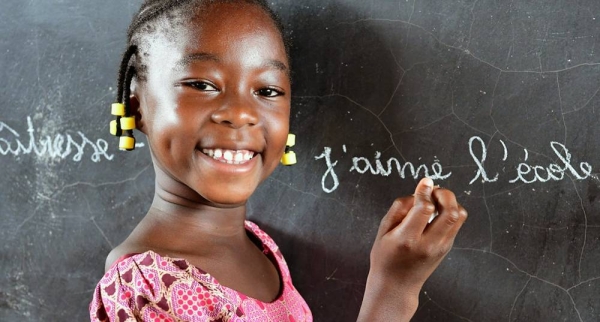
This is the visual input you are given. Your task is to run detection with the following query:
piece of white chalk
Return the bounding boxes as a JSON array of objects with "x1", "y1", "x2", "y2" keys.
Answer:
[{"x1": 428, "y1": 211, "x2": 439, "y2": 224}]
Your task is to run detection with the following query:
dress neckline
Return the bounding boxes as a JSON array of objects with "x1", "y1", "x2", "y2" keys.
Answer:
[{"x1": 111, "y1": 221, "x2": 286, "y2": 304}]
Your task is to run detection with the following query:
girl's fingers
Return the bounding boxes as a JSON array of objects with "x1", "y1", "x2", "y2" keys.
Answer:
[
  {"x1": 425, "y1": 189, "x2": 467, "y2": 239},
  {"x1": 377, "y1": 195, "x2": 414, "y2": 237},
  {"x1": 430, "y1": 188, "x2": 458, "y2": 225},
  {"x1": 444, "y1": 204, "x2": 468, "y2": 238},
  {"x1": 390, "y1": 178, "x2": 436, "y2": 239}
]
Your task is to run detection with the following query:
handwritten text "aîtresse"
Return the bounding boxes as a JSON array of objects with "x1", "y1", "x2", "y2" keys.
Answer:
[{"x1": 0, "y1": 116, "x2": 113, "y2": 162}]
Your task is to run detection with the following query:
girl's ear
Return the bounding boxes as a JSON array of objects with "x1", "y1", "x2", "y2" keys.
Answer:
[{"x1": 129, "y1": 94, "x2": 147, "y2": 135}]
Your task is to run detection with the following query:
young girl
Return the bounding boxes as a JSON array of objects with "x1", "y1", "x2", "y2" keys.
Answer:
[{"x1": 90, "y1": 1, "x2": 468, "y2": 321}]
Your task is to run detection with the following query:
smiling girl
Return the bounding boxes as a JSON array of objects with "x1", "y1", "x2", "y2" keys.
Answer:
[{"x1": 90, "y1": 1, "x2": 467, "y2": 321}]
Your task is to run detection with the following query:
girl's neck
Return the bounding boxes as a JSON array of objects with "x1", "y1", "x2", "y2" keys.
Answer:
[
  {"x1": 143, "y1": 169, "x2": 250, "y2": 244},
  {"x1": 149, "y1": 191, "x2": 248, "y2": 237}
]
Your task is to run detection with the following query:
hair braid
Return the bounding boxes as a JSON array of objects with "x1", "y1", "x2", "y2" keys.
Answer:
[
  {"x1": 116, "y1": 45, "x2": 137, "y2": 104},
  {"x1": 127, "y1": 0, "x2": 194, "y2": 42},
  {"x1": 123, "y1": 65, "x2": 137, "y2": 115}
]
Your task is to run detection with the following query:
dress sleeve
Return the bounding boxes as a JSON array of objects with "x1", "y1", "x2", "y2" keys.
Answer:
[
  {"x1": 89, "y1": 257, "x2": 139, "y2": 322},
  {"x1": 90, "y1": 252, "x2": 238, "y2": 321},
  {"x1": 89, "y1": 253, "x2": 168, "y2": 322}
]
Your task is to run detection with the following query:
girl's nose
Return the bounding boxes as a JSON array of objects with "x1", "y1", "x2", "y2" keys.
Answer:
[{"x1": 210, "y1": 94, "x2": 259, "y2": 128}]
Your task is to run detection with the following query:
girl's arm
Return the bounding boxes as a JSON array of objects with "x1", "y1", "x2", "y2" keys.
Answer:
[{"x1": 357, "y1": 178, "x2": 468, "y2": 321}]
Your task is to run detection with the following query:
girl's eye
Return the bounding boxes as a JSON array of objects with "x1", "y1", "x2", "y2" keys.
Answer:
[
  {"x1": 256, "y1": 88, "x2": 284, "y2": 97},
  {"x1": 188, "y1": 81, "x2": 218, "y2": 92}
]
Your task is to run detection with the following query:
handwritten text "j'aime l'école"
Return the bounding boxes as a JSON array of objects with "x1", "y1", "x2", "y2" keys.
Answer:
[{"x1": 314, "y1": 136, "x2": 593, "y2": 193}]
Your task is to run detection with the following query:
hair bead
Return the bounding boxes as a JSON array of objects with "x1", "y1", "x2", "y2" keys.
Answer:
[
  {"x1": 119, "y1": 135, "x2": 136, "y2": 151},
  {"x1": 285, "y1": 133, "x2": 295, "y2": 147},
  {"x1": 281, "y1": 151, "x2": 296, "y2": 165},
  {"x1": 281, "y1": 133, "x2": 297, "y2": 165},
  {"x1": 120, "y1": 116, "x2": 136, "y2": 130},
  {"x1": 109, "y1": 120, "x2": 122, "y2": 136},
  {"x1": 111, "y1": 103, "x2": 126, "y2": 116}
]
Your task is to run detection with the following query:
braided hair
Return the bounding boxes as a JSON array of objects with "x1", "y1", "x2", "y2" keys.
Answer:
[{"x1": 111, "y1": 0, "x2": 288, "y2": 150}]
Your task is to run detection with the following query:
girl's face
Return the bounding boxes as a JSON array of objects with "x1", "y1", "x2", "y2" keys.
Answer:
[{"x1": 135, "y1": 3, "x2": 291, "y2": 207}]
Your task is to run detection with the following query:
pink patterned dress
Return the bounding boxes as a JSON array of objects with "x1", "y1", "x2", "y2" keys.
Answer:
[{"x1": 90, "y1": 221, "x2": 312, "y2": 321}]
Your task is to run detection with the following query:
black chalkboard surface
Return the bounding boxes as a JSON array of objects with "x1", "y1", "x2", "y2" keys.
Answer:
[{"x1": 1, "y1": 0, "x2": 599, "y2": 321}]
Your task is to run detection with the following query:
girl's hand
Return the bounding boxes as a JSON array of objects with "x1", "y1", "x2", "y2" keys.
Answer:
[{"x1": 357, "y1": 178, "x2": 468, "y2": 322}]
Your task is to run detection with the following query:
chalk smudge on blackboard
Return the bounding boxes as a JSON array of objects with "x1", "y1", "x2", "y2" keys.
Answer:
[{"x1": 0, "y1": 116, "x2": 142, "y2": 163}]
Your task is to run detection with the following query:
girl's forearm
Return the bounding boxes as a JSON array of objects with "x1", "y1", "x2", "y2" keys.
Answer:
[{"x1": 357, "y1": 273, "x2": 420, "y2": 322}]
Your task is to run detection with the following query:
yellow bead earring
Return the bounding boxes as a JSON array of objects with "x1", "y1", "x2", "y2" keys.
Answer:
[
  {"x1": 109, "y1": 102, "x2": 136, "y2": 151},
  {"x1": 111, "y1": 47, "x2": 138, "y2": 152},
  {"x1": 280, "y1": 134, "x2": 297, "y2": 165}
]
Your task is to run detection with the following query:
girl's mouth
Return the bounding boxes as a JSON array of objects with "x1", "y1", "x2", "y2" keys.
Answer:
[{"x1": 201, "y1": 148, "x2": 256, "y2": 165}]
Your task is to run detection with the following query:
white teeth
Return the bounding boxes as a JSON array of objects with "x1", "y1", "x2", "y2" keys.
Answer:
[
  {"x1": 223, "y1": 150, "x2": 233, "y2": 161},
  {"x1": 234, "y1": 152, "x2": 243, "y2": 162},
  {"x1": 201, "y1": 148, "x2": 255, "y2": 164}
]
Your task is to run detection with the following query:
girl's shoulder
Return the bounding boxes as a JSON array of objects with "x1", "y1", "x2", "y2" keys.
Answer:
[
  {"x1": 101, "y1": 250, "x2": 203, "y2": 283},
  {"x1": 103, "y1": 216, "x2": 162, "y2": 271},
  {"x1": 103, "y1": 221, "x2": 277, "y2": 272},
  {"x1": 104, "y1": 240, "x2": 154, "y2": 272}
]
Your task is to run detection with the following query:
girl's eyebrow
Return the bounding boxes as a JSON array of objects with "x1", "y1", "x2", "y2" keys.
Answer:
[
  {"x1": 176, "y1": 52, "x2": 220, "y2": 67},
  {"x1": 176, "y1": 52, "x2": 289, "y2": 76},
  {"x1": 264, "y1": 59, "x2": 289, "y2": 75},
  {"x1": 263, "y1": 59, "x2": 290, "y2": 79}
]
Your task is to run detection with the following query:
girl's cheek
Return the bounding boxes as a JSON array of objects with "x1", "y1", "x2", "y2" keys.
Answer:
[{"x1": 150, "y1": 101, "x2": 187, "y2": 132}]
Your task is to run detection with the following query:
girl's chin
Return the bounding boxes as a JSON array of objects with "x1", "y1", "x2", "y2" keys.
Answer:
[
  {"x1": 195, "y1": 188, "x2": 256, "y2": 208},
  {"x1": 204, "y1": 197, "x2": 250, "y2": 208}
]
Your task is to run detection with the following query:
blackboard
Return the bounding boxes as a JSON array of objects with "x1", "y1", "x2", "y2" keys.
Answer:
[{"x1": 1, "y1": 0, "x2": 599, "y2": 321}]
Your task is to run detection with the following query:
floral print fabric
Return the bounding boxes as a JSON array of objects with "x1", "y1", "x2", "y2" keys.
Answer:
[{"x1": 90, "y1": 221, "x2": 312, "y2": 322}]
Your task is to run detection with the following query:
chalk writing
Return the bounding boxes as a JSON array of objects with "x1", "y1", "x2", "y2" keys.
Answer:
[
  {"x1": 468, "y1": 135, "x2": 593, "y2": 184},
  {"x1": 349, "y1": 152, "x2": 452, "y2": 180},
  {"x1": 315, "y1": 136, "x2": 594, "y2": 193},
  {"x1": 468, "y1": 136, "x2": 499, "y2": 184},
  {"x1": 314, "y1": 147, "x2": 339, "y2": 193},
  {"x1": 0, "y1": 116, "x2": 116, "y2": 162},
  {"x1": 508, "y1": 142, "x2": 592, "y2": 184},
  {"x1": 315, "y1": 146, "x2": 452, "y2": 193}
]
